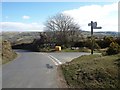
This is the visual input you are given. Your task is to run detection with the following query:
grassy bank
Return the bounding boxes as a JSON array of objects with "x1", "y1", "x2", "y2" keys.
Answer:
[
  {"x1": 61, "y1": 48, "x2": 106, "y2": 53},
  {"x1": 61, "y1": 54, "x2": 120, "y2": 88},
  {"x1": 1, "y1": 40, "x2": 17, "y2": 64},
  {"x1": 2, "y1": 52, "x2": 17, "y2": 64}
]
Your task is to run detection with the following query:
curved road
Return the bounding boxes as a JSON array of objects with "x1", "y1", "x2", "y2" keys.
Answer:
[{"x1": 2, "y1": 49, "x2": 89, "y2": 88}]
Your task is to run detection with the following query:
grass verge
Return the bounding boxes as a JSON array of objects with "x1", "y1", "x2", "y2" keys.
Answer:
[
  {"x1": 61, "y1": 54, "x2": 120, "y2": 88},
  {"x1": 61, "y1": 48, "x2": 91, "y2": 52},
  {"x1": 2, "y1": 52, "x2": 17, "y2": 64}
]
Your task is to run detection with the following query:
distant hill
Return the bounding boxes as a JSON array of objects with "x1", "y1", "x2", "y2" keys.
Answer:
[
  {"x1": 1, "y1": 31, "x2": 119, "y2": 46},
  {"x1": 81, "y1": 31, "x2": 119, "y2": 38},
  {"x1": 1, "y1": 32, "x2": 41, "y2": 45}
]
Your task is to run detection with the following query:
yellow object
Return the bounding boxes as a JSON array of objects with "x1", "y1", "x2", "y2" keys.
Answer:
[{"x1": 55, "y1": 46, "x2": 61, "y2": 51}]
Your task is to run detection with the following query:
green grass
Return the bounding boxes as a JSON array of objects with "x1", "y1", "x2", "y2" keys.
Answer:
[{"x1": 61, "y1": 54, "x2": 120, "y2": 88}]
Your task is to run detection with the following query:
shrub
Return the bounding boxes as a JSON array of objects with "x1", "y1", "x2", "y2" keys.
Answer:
[
  {"x1": 73, "y1": 41, "x2": 85, "y2": 48},
  {"x1": 115, "y1": 37, "x2": 120, "y2": 46},
  {"x1": 94, "y1": 42, "x2": 101, "y2": 49},
  {"x1": 106, "y1": 42, "x2": 120, "y2": 55}
]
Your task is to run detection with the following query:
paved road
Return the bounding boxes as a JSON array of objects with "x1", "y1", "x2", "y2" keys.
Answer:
[
  {"x1": 2, "y1": 49, "x2": 89, "y2": 88},
  {"x1": 48, "y1": 52, "x2": 90, "y2": 64}
]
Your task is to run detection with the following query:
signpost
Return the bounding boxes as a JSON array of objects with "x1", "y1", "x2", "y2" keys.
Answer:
[{"x1": 88, "y1": 21, "x2": 102, "y2": 54}]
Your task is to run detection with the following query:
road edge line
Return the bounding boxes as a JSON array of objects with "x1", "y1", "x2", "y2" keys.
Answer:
[
  {"x1": 48, "y1": 56, "x2": 59, "y2": 66},
  {"x1": 49, "y1": 55, "x2": 62, "y2": 65}
]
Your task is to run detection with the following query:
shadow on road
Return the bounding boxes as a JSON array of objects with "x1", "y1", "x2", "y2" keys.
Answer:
[
  {"x1": 46, "y1": 64, "x2": 53, "y2": 69},
  {"x1": 13, "y1": 49, "x2": 32, "y2": 53}
]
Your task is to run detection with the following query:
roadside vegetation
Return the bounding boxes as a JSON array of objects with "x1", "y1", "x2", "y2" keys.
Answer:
[
  {"x1": 1, "y1": 40, "x2": 17, "y2": 64},
  {"x1": 61, "y1": 48, "x2": 91, "y2": 52},
  {"x1": 61, "y1": 54, "x2": 120, "y2": 88}
]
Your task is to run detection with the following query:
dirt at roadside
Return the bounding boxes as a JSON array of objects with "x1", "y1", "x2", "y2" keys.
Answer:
[{"x1": 56, "y1": 65, "x2": 69, "y2": 88}]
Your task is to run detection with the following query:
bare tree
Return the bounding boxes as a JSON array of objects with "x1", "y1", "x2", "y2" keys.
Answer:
[{"x1": 44, "y1": 13, "x2": 81, "y2": 47}]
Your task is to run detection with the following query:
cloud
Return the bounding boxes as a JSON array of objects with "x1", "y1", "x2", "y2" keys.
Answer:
[
  {"x1": 0, "y1": 22, "x2": 44, "y2": 32},
  {"x1": 63, "y1": 3, "x2": 118, "y2": 32},
  {"x1": 22, "y1": 15, "x2": 30, "y2": 19}
]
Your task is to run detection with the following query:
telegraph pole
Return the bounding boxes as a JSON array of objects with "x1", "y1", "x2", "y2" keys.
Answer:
[{"x1": 88, "y1": 21, "x2": 102, "y2": 54}]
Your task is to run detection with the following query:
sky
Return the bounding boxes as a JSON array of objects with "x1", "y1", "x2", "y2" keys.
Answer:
[{"x1": 0, "y1": 1, "x2": 119, "y2": 32}]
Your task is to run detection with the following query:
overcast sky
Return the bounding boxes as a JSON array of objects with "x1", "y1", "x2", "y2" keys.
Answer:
[{"x1": 1, "y1": 1, "x2": 118, "y2": 32}]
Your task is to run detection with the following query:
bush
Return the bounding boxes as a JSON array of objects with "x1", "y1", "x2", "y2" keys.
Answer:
[
  {"x1": 106, "y1": 42, "x2": 120, "y2": 55},
  {"x1": 96, "y1": 36, "x2": 114, "y2": 49},
  {"x1": 115, "y1": 37, "x2": 120, "y2": 46},
  {"x1": 94, "y1": 42, "x2": 101, "y2": 49},
  {"x1": 73, "y1": 41, "x2": 85, "y2": 48}
]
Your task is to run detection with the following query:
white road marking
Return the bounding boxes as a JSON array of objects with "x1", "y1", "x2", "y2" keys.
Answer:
[
  {"x1": 48, "y1": 55, "x2": 62, "y2": 65},
  {"x1": 40, "y1": 52, "x2": 62, "y2": 65},
  {"x1": 48, "y1": 56, "x2": 59, "y2": 65}
]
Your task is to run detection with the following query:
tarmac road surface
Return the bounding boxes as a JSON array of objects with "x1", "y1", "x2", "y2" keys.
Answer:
[{"x1": 2, "y1": 49, "x2": 89, "y2": 88}]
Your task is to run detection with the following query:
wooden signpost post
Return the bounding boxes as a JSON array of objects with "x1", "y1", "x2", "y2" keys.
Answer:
[{"x1": 88, "y1": 21, "x2": 102, "y2": 54}]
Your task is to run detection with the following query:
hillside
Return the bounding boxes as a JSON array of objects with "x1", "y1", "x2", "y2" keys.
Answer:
[
  {"x1": 1, "y1": 32, "x2": 41, "y2": 45},
  {"x1": 81, "y1": 31, "x2": 119, "y2": 38},
  {"x1": 1, "y1": 31, "x2": 118, "y2": 45}
]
